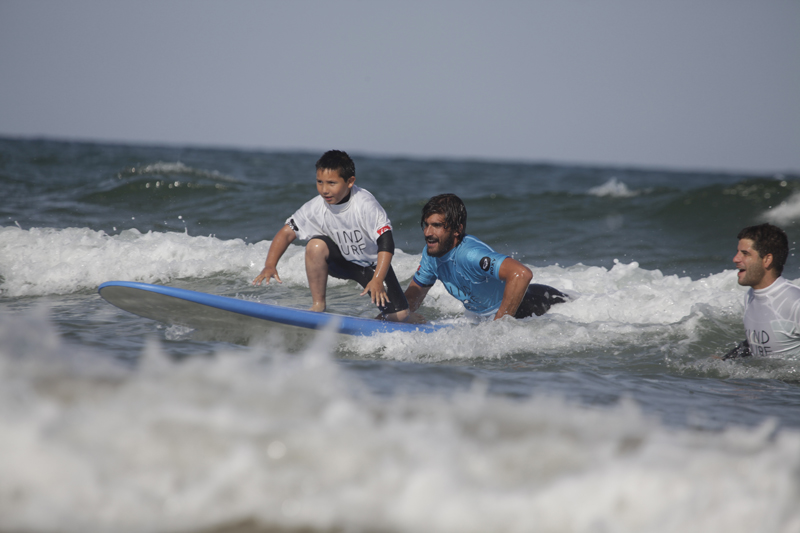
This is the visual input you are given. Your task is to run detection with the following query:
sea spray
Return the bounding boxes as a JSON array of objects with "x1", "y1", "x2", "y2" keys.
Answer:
[{"x1": 2, "y1": 309, "x2": 800, "y2": 533}]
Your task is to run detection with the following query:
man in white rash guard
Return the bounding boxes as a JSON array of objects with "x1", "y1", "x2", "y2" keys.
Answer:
[{"x1": 724, "y1": 223, "x2": 800, "y2": 359}]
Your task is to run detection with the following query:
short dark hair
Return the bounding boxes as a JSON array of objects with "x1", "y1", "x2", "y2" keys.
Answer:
[
  {"x1": 737, "y1": 223, "x2": 789, "y2": 275},
  {"x1": 421, "y1": 193, "x2": 468, "y2": 238},
  {"x1": 315, "y1": 150, "x2": 355, "y2": 181}
]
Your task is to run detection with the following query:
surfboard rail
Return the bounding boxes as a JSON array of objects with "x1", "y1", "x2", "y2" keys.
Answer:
[{"x1": 98, "y1": 281, "x2": 445, "y2": 336}]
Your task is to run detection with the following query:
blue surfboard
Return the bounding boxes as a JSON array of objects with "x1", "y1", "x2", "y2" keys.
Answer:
[{"x1": 98, "y1": 281, "x2": 445, "y2": 338}]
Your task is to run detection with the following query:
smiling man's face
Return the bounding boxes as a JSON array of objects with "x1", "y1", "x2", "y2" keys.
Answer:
[
  {"x1": 423, "y1": 213, "x2": 460, "y2": 258},
  {"x1": 733, "y1": 238, "x2": 771, "y2": 289}
]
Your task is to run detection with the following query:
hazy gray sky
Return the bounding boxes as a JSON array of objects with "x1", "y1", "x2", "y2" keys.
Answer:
[{"x1": 1, "y1": 1, "x2": 798, "y2": 173}]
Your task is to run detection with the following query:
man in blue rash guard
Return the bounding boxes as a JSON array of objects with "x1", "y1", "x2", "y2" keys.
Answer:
[
  {"x1": 723, "y1": 223, "x2": 800, "y2": 359},
  {"x1": 403, "y1": 193, "x2": 568, "y2": 321}
]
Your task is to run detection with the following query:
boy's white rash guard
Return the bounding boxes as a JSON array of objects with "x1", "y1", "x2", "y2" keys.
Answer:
[{"x1": 287, "y1": 185, "x2": 392, "y2": 268}]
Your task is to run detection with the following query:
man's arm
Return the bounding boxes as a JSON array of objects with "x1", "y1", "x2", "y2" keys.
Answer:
[
  {"x1": 494, "y1": 257, "x2": 533, "y2": 320},
  {"x1": 720, "y1": 339, "x2": 751, "y2": 360},
  {"x1": 404, "y1": 278, "x2": 431, "y2": 313},
  {"x1": 253, "y1": 225, "x2": 297, "y2": 285}
]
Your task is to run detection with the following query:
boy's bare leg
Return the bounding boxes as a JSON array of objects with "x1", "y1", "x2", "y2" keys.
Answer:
[{"x1": 305, "y1": 240, "x2": 329, "y2": 312}]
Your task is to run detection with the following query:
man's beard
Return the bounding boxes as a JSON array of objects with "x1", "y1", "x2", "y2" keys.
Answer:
[{"x1": 426, "y1": 233, "x2": 456, "y2": 258}]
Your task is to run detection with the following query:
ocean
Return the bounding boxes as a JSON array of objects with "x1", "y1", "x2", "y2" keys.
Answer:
[{"x1": 1, "y1": 137, "x2": 799, "y2": 532}]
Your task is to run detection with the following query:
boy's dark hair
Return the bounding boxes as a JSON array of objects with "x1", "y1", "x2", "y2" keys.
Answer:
[
  {"x1": 738, "y1": 223, "x2": 789, "y2": 275},
  {"x1": 316, "y1": 150, "x2": 355, "y2": 181},
  {"x1": 421, "y1": 193, "x2": 468, "y2": 238}
]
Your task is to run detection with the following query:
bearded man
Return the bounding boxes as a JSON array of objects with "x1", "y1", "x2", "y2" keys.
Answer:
[{"x1": 404, "y1": 194, "x2": 567, "y2": 322}]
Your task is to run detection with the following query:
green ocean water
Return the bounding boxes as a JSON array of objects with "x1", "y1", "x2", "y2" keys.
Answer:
[{"x1": 2, "y1": 137, "x2": 800, "y2": 533}]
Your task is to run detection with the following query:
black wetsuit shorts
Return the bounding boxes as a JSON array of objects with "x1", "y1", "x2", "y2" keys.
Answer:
[
  {"x1": 310, "y1": 235, "x2": 410, "y2": 315},
  {"x1": 513, "y1": 283, "x2": 568, "y2": 318}
]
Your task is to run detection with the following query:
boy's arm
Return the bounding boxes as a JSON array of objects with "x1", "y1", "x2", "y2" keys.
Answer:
[
  {"x1": 253, "y1": 225, "x2": 297, "y2": 285},
  {"x1": 360, "y1": 228, "x2": 395, "y2": 305},
  {"x1": 361, "y1": 251, "x2": 392, "y2": 306},
  {"x1": 493, "y1": 257, "x2": 533, "y2": 320}
]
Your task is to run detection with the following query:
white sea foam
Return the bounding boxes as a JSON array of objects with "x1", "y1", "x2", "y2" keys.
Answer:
[
  {"x1": 349, "y1": 258, "x2": 747, "y2": 361},
  {"x1": 762, "y1": 191, "x2": 800, "y2": 225},
  {"x1": 0, "y1": 226, "x2": 745, "y2": 311},
  {"x1": 0, "y1": 226, "x2": 422, "y2": 297},
  {"x1": 587, "y1": 178, "x2": 638, "y2": 198},
  {"x1": 0, "y1": 226, "x2": 751, "y2": 360},
  {"x1": 0, "y1": 309, "x2": 798, "y2": 533},
  {"x1": 125, "y1": 161, "x2": 240, "y2": 183}
]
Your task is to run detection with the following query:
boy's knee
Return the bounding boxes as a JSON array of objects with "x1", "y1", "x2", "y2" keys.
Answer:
[{"x1": 306, "y1": 238, "x2": 330, "y2": 258}]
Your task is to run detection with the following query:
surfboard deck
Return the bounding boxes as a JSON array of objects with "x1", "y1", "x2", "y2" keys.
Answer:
[{"x1": 98, "y1": 281, "x2": 445, "y2": 338}]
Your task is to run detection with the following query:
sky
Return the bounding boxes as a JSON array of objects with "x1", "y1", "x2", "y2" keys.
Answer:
[{"x1": 1, "y1": 1, "x2": 798, "y2": 173}]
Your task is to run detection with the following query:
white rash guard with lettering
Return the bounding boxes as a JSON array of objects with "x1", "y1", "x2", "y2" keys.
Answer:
[
  {"x1": 743, "y1": 276, "x2": 800, "y2": 357},
  {"x1": 286, "y1": 185, "x2": 392, "y2": 268}
]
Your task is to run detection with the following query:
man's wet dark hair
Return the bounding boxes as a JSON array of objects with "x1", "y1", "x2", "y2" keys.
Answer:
[
  {"x1": 421, "y1": 193, "x2": 468, "y2": 239},
  {"x1": 738, "y1": 223, "x2": 789, "y2": 275},
  {"x1": 315, "y1": 150, "x2": 355, "y2": 181}
]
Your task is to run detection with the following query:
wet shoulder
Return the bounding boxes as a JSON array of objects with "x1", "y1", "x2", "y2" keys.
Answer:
[
  {"x1": 779, "y1": 278, "x2": 800, "y2": 300},
  {"x1": 461, "y1": 235, "x2": 495, "y2": 253},
  {"x1": 297, "y1": 194, "x2": 326, "y2": 215},
  {"x1": 457, "y1": 236, "x2": 499, "y2": 265},
  {"x1": 352, "y1": 186, "x2": 386, "y2": 210}
]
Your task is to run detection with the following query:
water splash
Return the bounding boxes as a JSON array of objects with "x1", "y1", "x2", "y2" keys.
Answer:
[
  {"x1": 0, "y1": 308, "x2": 799, "y2": 533},
  {"x1": 587, "y1": 178, "x2": 638, "y2": 198}
]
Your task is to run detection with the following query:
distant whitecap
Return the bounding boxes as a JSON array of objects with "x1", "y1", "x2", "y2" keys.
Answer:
[
  {"x1": 587, "y1": 178, "x2": 638, "y2": 198},
  {"x1": 762, "y1": 191, "x2": 800, "y2": 224}
]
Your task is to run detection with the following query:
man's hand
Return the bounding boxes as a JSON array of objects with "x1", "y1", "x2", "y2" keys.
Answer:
[{"x1": 720, "y1": 339, "x2": 751, "y2": 360}]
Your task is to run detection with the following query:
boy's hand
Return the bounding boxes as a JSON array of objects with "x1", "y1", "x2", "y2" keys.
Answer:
[
  {"x1": 253, "y1": 266, "x2": 281, "y2": 286},
  {"x1": 361, "y1": 278, "x2": 389, "y2": 307}
]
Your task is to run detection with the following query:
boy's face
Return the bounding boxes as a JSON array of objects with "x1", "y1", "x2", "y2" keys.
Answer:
[{"x1": 316, "y1": 168, "x2": 355, "y2": 205}]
